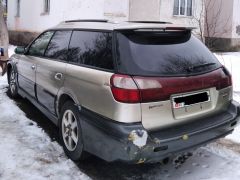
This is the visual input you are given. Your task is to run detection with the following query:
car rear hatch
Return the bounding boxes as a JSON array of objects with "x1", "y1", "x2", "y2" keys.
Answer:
[{"x1": 113, "y1": 29, "x2": 232, "y2": 131}]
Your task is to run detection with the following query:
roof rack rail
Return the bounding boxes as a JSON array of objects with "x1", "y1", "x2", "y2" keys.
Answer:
[
  {"x1": 65, "y1": 19, "x2": 109, "y2": 23},
  {"x1": 128, "y1": 21, "x2": 172, "y2": 24}
]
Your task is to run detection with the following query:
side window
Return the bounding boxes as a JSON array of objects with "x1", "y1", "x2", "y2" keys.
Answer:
[
  {"x1": 45, "y1": 31, "x2": 72, "y2": 61},
  {"x1": 68, "y1": 31, "x2": 114, "y2": 70},
  {"x1": 28, "y1": 31, "x2": 54, "y2": 57}
]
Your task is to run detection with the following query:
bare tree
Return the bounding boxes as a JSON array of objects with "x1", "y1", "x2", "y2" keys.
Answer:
[
  {"x1": 192, "y1": 0, "x2": 232, "y2": 49},
  {"x1": 0, "y1": 0, "x2": 9, "y2": 74},
  {"x1": 191, "y1": 0, "x2": 205, "y2": 43}
]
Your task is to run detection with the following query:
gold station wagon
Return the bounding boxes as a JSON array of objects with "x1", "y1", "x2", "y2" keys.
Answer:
[{"x1": 7, "y1": 20, "x2": 240, "y2": 163}]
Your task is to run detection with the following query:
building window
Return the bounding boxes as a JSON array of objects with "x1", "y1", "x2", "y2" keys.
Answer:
[
  {"x1": 173, "y1": 0, "x2": 192, "y2": 16},
  {"x1": 43, "y1": 0, "x2": 50, "y2": 13},
  {"x1": 16, "y1": 0, "x2": 20, "y2": 17}
]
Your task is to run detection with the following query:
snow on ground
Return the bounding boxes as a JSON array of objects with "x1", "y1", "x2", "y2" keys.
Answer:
[
  {"x1": 8, "y1": 45, "x2": 16, "y2": 57},
  {"x1": 0, "y1": 76, "x2": 90, "y2": 179},
  {"x1": 215, "y1": 52, "x2": 240, "y2": 143},
  {"x1": 216, "y1": 53, "x2": 240, "y2": 92},
  {"x1": 226, "y1": 125, "x2": 240, "y2": 143},
  {"x1": 142, "y1": 146, "x2": 240, "y2": 180}
]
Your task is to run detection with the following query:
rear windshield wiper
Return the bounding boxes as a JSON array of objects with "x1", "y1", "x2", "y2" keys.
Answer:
[{"x1": 188, "y1": 62, "x2": 216, "y2": 72}]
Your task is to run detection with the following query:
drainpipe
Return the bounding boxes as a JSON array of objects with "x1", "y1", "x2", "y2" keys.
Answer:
[{"x1": 159, "y1": 0, "x2": 162, "y2": 20}]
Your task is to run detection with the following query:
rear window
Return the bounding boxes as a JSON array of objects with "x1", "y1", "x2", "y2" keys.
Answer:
[
  {"x1": 115, "y1": 31, "x2": 221, "y2": 76},
  {"x1": 68, "y1": 31, "x2": 114, "y2": 70}
]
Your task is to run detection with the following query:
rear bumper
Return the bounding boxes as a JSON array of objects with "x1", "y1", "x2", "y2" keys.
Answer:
[{"x1": 80, "y1": 101, "x2": 240, "y2": 164}]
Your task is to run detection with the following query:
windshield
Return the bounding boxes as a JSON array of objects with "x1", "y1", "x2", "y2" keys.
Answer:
[{"x1": 115, "y1": 31, "x2": 222, "y2": 76}]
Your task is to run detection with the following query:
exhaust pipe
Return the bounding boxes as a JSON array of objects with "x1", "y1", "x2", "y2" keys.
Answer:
[{"x1": 173, "y1": 152, "x2": 193, "y2": 168}]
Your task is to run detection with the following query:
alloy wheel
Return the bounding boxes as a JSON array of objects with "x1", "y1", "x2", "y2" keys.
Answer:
[
  {"x1": 62, "y1": 110, "x2": 79, "y2": 151},
  {"x1": 10, "y1": 70, "x2": 17, "y2": 94}
]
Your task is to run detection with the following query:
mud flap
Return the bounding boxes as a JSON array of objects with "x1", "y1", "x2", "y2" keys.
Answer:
[{"x1": 0, "y1": 47, "x2": 8, "y2": 76}]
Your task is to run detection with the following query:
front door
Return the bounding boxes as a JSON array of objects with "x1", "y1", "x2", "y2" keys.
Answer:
[
  {"x1": 35, "y1": 30, "x2": 72, "y2": 115},
  {"x1": 17, "y1": 55, "x2": 37, "y2": 98},
  {"x1": 18, "y1": 31, "x2": 54, "y2": 98}
]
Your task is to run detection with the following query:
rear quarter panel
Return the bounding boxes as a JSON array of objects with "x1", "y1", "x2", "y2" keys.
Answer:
[{"x1": 63, "y1": 64, "x2": 142, "y2": 123}]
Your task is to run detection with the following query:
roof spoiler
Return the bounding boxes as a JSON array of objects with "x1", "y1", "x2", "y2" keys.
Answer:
[
  {"x1": 128, "y1": 21, "x2": 172, "y2": 24},
  {"x1": 64, "y1": 19, "x2": 108, "y2": 23},
  {"x1": 117, "y1": 26, "x2": 196, "y2": 31}
]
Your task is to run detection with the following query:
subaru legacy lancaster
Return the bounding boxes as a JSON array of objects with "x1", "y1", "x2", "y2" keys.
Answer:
[{"x1": 7, "y1": 20, "x2": 240, "y2": 163}]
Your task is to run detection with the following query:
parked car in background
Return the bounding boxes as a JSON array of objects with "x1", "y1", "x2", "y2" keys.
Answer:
[{"x1": 7, "y1": 20, "x2": 240, "y2": 164}]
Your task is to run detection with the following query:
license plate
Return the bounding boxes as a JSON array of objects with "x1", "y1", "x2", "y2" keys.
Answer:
[{"x1": 172, "y1": 91, "x2": 210, "y2": 109}]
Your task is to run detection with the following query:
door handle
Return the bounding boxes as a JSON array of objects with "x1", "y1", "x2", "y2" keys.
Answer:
[
  {"x1": 55, "y1": 73, "x2": 63, "y2": 80},
  {"x1": 31, "y1": 65, "x2": 36, "y2": 70}
]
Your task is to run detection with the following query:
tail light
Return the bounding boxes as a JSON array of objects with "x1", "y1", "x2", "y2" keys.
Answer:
[
  {"x1": 110, "y1": 74, "x2": 140, "y2": 103},
  {"x1": 220, "y1": 66, "x2": 232, "y2": 89},
  {"x1": 110, "y1": 68, "x2": 232, "y2": 104}
]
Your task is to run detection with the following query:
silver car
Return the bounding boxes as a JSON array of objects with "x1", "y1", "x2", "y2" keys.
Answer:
[{"x1": 7, "y1": 20, "x2": 240, "y2": 164}]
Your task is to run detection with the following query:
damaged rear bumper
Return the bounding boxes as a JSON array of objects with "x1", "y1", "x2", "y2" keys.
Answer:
[{"x1": 80, "y1": 101, "x2": 240, "y2": 164}]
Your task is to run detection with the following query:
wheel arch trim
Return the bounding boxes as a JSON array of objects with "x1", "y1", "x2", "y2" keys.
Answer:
[{"x1": 56, "y1": 87, "x2": 80, "y2": 118}]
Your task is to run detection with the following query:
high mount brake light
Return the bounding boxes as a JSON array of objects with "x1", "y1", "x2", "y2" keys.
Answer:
[{"x1": 110, "y1": 68, "x2": 232, "y2": 103}]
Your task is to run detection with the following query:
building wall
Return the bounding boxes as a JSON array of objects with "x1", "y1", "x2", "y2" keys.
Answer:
[
  {"x1": 129, "y1": 0, "x2": 160, "y2": 21},
  {"x1": 204, "y1": 0, "x2": 233, "y2": 39},
  {"x1": 129, "y1": 0, "x2": 204, "y2": 37},
  {"x1": 232, "y1": 0, "x2": 240, "y2": 39},
  {"x1": 7, "y1": 0, "x2": 129, "y2": 45},
  {"x1": 204, "y1": 0, "x2": 240, "y2": 51},
  {"x1": 160, "y1": 0, "x2": 204, "y2": 37},
  {"x1": 7, "y1": 0, "x2": 129, "y2": 33},
  {"x1": 7, "y1": 0, "x2": 205, "y2": 46},
  {"x1": 104, "y1": 0, "x2": 129, "y2": 21},
  {"x1": 159, "y1": 0, "x2": 202, "y2": 25},
  {"x1": 9, "y1": 0, "x2": 204, "y2": 32}
]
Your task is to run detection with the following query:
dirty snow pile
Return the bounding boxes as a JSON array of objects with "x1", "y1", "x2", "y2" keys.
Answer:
[
  {"x1": 0, "y1": 47, "x2": 90, "y2": 180},
  {"x1": 216, "y1": 52, "x2": 240, "y2": 143},
  {"x1": 0, "y1": 78, "x2": 90, "y2": 180}
]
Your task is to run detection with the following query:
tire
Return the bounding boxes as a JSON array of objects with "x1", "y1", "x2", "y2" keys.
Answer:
[
  {"x1": 59, "y1": 101, "x2": 87, "y2": 161},
  {"x1": 8, "y1": 68, "x2": 19, "y2": 98}
]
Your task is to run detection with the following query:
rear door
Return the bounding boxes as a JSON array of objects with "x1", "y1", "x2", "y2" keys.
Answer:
[
  {"x1": 18, "y1": 31, "x2": 54, "y2": 98},
  {"x1": 35, "y1": 30, "x2": 72, "y2": 114},
  {"x1": 65, "y1": 31, "x2": 123, "y2": 120},
  {"x1": 115, "y1": 30, "x2": 232, "y2": 130}
]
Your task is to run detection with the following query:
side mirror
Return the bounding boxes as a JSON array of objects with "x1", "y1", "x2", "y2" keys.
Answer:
[
  {"x1": 15, "y1": 46, "x2": 26, "y2": 55},
  {"x1": 0, "y1": 47, "x2": 7, "y2": 76}
]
